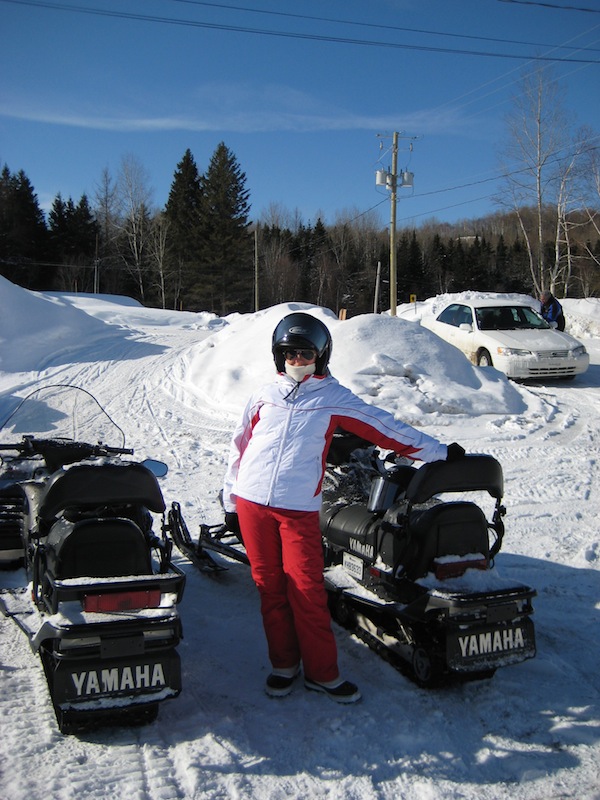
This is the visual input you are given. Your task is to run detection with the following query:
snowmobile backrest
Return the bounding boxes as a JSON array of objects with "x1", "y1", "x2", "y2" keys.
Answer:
[
  {"x1": 404, "y1": 501, "x2": 490, "y2": 579},
  {"x1": 405, "y1": 455, "x2": 503, "y2": 505},
  {"x1": 38, "y1": 462, "x2": 166, "y2": 521}
]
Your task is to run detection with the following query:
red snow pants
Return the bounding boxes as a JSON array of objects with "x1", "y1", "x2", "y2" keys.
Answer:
[{"x1": 236, "y1": 497, "x2": 339, "y2": 683}]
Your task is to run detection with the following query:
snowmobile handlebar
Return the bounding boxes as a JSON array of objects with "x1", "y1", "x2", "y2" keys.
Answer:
[{"x1": 0, "y1": 436, "x2": 134, "y2": 470}]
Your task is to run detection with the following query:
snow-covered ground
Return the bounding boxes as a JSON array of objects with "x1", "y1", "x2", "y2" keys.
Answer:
[{"x1": 0, "y1": 277, "x2": 599, "y2": 800}]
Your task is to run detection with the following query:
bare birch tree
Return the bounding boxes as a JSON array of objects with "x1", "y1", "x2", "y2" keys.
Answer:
[
  {"x1": 148, "y1": 211, "x2": 173, "y2": 309},
  {"x1": 92, "y1": 167, "x2": 121, "y2": 293},
  {"x1": 578, "y1": 127, "x2": 600, "y2": 289},
  {"x1": 498, "y1": 66, "x2": 571, "y2": 295},
  {"x1": 116, "y1": 154, "x2": 154, "y2": 302}
]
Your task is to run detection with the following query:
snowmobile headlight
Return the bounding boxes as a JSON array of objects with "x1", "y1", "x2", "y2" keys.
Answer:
[{"x1": 496, "y1": 346, "x2": 532, "y2": 357}]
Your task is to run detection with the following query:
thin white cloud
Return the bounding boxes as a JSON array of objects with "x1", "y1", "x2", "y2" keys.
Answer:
[{"x1": 0, "y1": 83, "x2": 473, "y2": 136}]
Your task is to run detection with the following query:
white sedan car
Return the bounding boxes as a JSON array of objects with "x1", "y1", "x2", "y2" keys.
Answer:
[{"x1": 421, "y1": 299, "x2": 589, "y2": 380}]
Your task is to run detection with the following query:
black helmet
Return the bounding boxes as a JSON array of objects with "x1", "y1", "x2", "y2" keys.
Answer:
[{"x1": 272, "y1": 312, "x2": 332, "y2": 375}]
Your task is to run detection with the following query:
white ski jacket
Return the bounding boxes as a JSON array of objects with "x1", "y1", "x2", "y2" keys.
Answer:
[{"x1": 222, "y1": 372, "x2": 449, "y2": 513}]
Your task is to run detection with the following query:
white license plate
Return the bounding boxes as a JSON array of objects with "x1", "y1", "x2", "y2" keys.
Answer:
[{"x1": 343, "y1": 552, "x2": 364, "y2": 580}]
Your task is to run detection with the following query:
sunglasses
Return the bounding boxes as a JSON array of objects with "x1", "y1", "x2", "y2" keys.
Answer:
[{"x1": 283, "y1": 348, "x2": 317, "y2": 361}]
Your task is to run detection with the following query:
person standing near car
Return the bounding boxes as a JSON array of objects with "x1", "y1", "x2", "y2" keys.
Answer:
[
  {"x1": 222, "y1": 311, "x2": 466, "y2": 704},
  {"x1": 540, "y1": 290, "x2": 565, "y2": 331}
]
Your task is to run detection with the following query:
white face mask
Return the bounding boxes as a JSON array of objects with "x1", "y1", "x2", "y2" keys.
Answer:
[{"x1": 285, "y1": 362, "x2": 316, "y2": 382}]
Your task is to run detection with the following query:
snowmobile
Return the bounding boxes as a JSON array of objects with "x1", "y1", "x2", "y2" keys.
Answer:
[
  {"x1": 171, "y1": 433, "x2": 536, "y2": 686},
  {"x1": 0, "y1": 385, "x2": 186, "y2": 733}
]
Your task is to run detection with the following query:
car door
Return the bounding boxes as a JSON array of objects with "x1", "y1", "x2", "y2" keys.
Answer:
[
  {"x1": 435, "y1": 303, "x2": 473, "y2": 356},
  {"x1": 451, "y1": 305, "x2": 475, "y2": 355}
]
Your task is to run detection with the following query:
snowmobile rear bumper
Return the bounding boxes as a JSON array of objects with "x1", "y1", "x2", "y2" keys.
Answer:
[
  {"x1": 1, "y1": 583, "x2": 184, "y2": 731},
  {"x1": 445, "y1": 616, "x2": 536, "y2": 672},
  {"x1": 41, "y1": 642, "x2": 182, "y2": 710},
  {"x1": 325, "y1": 569, "x2": 536, "y2": 684}
]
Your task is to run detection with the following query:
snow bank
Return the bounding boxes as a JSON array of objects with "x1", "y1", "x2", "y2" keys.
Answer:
[
  {"x1": 0, "y1": 276, "x2": 123, "y2": 371},
  {"x1": 182, "y1": 301, "x2": 536, "y2": 421}
]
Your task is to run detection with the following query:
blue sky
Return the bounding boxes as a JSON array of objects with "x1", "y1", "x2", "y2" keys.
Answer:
[{"x1": 1, "y1": 0, "x2": 599, "y2": 229}]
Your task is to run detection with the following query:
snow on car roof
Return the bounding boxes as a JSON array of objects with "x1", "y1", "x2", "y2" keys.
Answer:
[{"x1": 460, "y1": 298, "x2": 533, "y2": 308}]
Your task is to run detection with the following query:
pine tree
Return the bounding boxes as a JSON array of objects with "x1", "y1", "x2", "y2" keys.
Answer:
[
  {"x1": 164, "y1": 149, "x2": 203, "y2": 308},
  {"x1": 0, "y1": 164, "x2": 48, "y2": 289},
  {"x1": 397, "y1": 230, "x2": 427, "y2": 301},
  {"x1": 290, "y1": 222, "x2": 316, "y2": 303},
  {"x1": 48, "y1": 193, "x2": 99, "y2": 291},
  {"x1": 196, "y1": 142, "x2": 252, "y2": 314},
  {"x1": 48, "y1": 194, "x2": 70, "y2": 257},
  {"x1": 49, "y1": 194, "x2": 97, "y2": 261}
]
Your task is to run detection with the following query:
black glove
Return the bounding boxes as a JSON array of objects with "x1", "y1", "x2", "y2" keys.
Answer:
[
  {"x1": 446, "y1": 443, "x2": 466, "y2": 462},
  {"x1": 224, "y1": 511, "x2": 241, "y2": 536}
]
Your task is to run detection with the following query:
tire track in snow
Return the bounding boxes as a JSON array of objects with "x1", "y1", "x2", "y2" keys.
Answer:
[
  {"x1": 0, "y1": 614, "x2": 75, "y2": 797},
  {"x1": 479, "y1": 370, "x2": 600, "y2": 567},
  {"x1": 0, "y1": 605, "x2": 188, "y2": 800},
  {"x1": 76, "y1": 724, "x2": 190, "y2": 800},
  {"x1": 479, "y1": 366, "x2": 600, "y2": 743}
]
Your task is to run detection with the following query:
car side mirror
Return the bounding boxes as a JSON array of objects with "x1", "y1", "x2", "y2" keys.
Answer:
[{"x1": 459, "y1": 323, "x2": 473, "y2": 332}]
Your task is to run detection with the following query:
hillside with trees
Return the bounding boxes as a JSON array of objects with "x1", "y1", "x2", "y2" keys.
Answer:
[{"x1": 1, "y1": 152, "x2": 598, "y2": 317}]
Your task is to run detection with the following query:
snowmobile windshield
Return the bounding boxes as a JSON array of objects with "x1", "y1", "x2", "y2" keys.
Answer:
[{"x1": 0, "y1": 385, "x2": 126, "y2": 448}]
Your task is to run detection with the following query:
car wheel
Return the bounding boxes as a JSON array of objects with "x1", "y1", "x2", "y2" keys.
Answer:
[{"x1": 477, "y1": 349, "x2": 493, "y2": 367}]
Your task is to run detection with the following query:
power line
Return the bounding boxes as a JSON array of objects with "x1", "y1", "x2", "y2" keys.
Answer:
[
  {"x1": 398, "y1": 194, "x2": 497, "y2": 223},
  {"x1": 2, "y1": 0, "x2": 600, "y2": 63},
  {"x1": 499, "y1": 0, "x2": 600, "y2": 13},
  {"x1": 3, "y1": 0, "x2": 599, "y2": 227},
  {"x1": 168, "y1": 0, "x2": 600, "y2": 53}
]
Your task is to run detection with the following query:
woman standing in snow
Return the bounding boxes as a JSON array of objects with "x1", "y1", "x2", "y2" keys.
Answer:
[{"x1": 222, "y1": 312, "x2": 465, "y2": 703}]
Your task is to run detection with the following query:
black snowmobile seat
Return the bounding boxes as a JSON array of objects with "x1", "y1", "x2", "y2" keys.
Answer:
[
  {"x1": 405, "y1": 455, "x2": 503, "y2": 505},
  {"x1": 38, "y1": 463, "x2": 166, "y2": 521},
  {"x1": 45, "y1": 517, "x2": 153, "y2": 579}
]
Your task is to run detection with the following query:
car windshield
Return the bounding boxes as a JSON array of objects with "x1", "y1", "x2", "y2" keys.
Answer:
[{"x1": 475, "y1": 306, "x2": 549, "y2": 331}]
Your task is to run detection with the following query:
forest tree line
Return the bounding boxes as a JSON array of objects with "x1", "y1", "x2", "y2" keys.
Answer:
[
  {"x1": 1, "y1": 146, "x2": 599, "y2": 318},
  {"x1": 1, "y1": 69, "x2": 599, "y2": 316}
]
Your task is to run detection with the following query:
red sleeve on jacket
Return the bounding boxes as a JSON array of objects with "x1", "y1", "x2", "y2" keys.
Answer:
[
  {"x1": 314, "y1": 414, "x2": 421, "y2": 498},
  {"x1": 331, "y1": 414, "x2": 421, "y2": 457}
]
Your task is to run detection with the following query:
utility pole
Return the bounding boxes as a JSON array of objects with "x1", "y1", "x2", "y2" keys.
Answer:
[
  {"x1": 254, "y1": 224, "x2": 259, "y2": 312},
  {"x1": 375, "y1": 132, "x2": 416, "y2": 316},
  {"x1": 373, "y1": 260, "x2": 381, "y2": 313},
  {"x1": 94, "y1": 234, "x2": 100, "y2": 294},
  {"x1": 389, "y1": 131, "x2": 398, "y2": 316}
]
